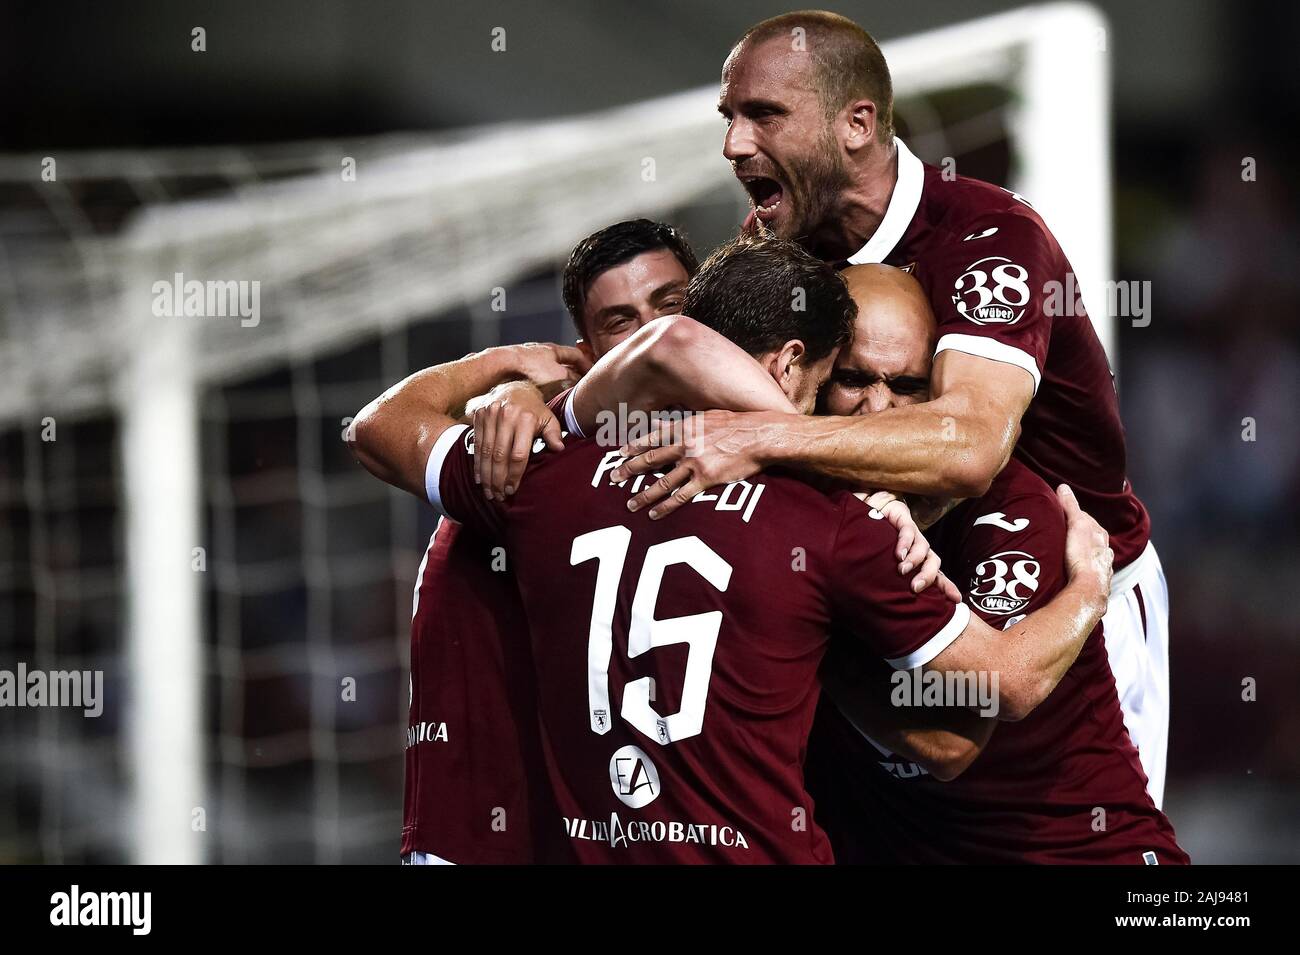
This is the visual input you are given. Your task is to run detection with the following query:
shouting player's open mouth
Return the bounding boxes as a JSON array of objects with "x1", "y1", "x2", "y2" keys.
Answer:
[{"x1": 740, "y1": 174, "x2": 786, "y2": 223}]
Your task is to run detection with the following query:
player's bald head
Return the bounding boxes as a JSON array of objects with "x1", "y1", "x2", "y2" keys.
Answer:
[
  {"x1": 823, "y1": 265, "x2": 936, "y2": 416},
  {"x1": 729, "y1": 10, "x2": 894, "y2": 142},
  {"x1": 841, "y1": 264, "x2": 935, "y2": 356}
]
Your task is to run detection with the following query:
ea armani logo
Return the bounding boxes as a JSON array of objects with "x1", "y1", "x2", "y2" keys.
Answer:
[{"x1": 609, "y1": 744, "x2": 661, "y2": 808}]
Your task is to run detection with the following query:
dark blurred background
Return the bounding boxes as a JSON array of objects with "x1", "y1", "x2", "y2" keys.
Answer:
[{"x1": 1, "y1": 0, "x2": 1297, "y2": 863}]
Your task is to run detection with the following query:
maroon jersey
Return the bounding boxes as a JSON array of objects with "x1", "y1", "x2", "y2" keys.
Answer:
[
  {"x1": 402, "y1": 390, "x2": 578, "y2": 864},
  {"x1": 427, "y1": 424, "x2": 969, "y2": 864},
  {"x1": 848, "y1": 139, "x2": 1151, "y2": 568},
  {"x1": 805, "y1": 460, "x2": 1187, "y2": 864},
  {"x1": 402, "y1": 518, "x2": 561, "y2": 863}
]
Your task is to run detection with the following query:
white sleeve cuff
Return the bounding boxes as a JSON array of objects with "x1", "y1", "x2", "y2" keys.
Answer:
[
  {"x1": 563, "y1": 387, "x2": 585, "y2": 438},
  {"x1": 934, "y1": 333, "x2": 1042, "y2": 394},
  {"x1": 425, "y1": 424, "x2": 470, "y2": 513},
  {"x1": 886, "y1": 602, "x2": 971, "y2": 671}
]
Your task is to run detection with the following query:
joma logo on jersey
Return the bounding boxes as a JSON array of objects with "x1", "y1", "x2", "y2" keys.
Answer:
[
  {"x1": 952, "y1": 256, "x2": 1030, "y2": 325},
  {"x1": 609, "y1": 744, "x2": 661, "y2": 808}
]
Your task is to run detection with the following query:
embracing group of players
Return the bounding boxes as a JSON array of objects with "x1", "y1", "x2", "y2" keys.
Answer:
[{"x1": 348, "y1": 10, "x2": 1188, "y2": 864}]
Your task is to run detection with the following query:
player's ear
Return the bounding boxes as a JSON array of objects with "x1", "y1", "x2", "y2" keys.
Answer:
[
  {"x1": 576, "y1": 338, "x2": 595, "y2": 365},
  {"x1": 774, "y1": 339, "x2": 806, "y2": 381},
  {"x1": 843, "y1": 98, "x2": 878, "y2": 154}
]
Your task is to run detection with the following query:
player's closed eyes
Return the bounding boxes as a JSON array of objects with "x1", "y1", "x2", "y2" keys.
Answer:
[
  {"x1": 891, "y1": 378, "x2": 928, "y2": 395},
  {"x1": 831, "y1": 370, "x2": 872, "y2": 388}
]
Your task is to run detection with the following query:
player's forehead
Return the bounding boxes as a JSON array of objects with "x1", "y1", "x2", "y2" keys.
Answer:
[
  {"x1": 839, "y1": 329, "x2": 928, "y2": 377},
  {"x1": 719, "y1": 36, "x2": 818, "y2": 110},
  {"x1": 583, "y1": 249, "x2": 688, "y2": 309},
  {"x1": 839, "y1": 305, "x2": 933, "y2": 378}
]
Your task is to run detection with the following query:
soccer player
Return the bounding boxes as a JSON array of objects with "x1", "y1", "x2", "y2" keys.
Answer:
[
  {"x1": 351, "y1": 219, "x2": 698, "y2": 863},
  {"x1": 611, "y1": 11, "x2": 1170, "y2": 805},
  {"x1": 408, "y1": 237, "x2": 1114, "y2": 863},
  {"x1": 515, "y1": 259, "x2": 1183, "y2": 862},
  {"x1": 800, "y1": 265, "x2": 1187, "y2": 863}
]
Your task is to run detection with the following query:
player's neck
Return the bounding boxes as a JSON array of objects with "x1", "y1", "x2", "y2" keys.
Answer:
[{"x1": 807, "y1": 141, "x2": 899, "y2": 263}]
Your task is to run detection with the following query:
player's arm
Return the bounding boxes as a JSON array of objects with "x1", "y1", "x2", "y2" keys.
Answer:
[
  {"x1": 833, "y1": 485, "x2": 1110, "y2": 724},
  {"x1": 764, "y1": 349, "x2": 1030, "y2": 496},
  {"x1": 612, "y1": 213, "x2": 1057, "y2": 515},
  {"x1": 822, "y1": 656, "x2": 995, "y2": 781},
  {"x1": 613, "y1": 351, "x2": 1031, "y2": 513},
  {"x1": 346, "y1": 343, "x2": 586, "y2": 500},
  {"x1": 567, "y1": 314, "x2": 796, "y2": 431},
  {"x1": 471, "y1": 315, "x2": 795, "y2": 499},
  {"x1": 924, "y1": 485, "x2": 1110, "y2": 720},
  {"x1": 881, "y1": 707, "x2": 994, "y2": 781}
]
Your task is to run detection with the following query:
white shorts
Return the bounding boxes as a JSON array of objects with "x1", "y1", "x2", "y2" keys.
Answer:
[
  {"x1": 401, "y1": 852, "x2": 456, "y2": 865},
  {"x1": 1101, "y1": 541, "x2": 1170, "y2": 807}
]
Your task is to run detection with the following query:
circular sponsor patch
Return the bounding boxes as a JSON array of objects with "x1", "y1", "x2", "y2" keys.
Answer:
[
  {"x1": 968, "y1": 550, "x2": 1041, "y2": 615},
  {"x1": 609, "y1": 744, "x2": 661, "y2": 809},
  {"x1": 951, "y1": 256, "x2": 1030, "y2": 325}
]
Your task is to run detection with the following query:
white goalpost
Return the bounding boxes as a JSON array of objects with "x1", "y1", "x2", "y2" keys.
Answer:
[{"x1": 0, "y1": 3, "x2": 1112, "y2": 863}]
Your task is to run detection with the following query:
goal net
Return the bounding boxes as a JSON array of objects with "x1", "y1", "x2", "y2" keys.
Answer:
[{"x1": 0, "y1": 3, "x2": 1111, "y2": 862}]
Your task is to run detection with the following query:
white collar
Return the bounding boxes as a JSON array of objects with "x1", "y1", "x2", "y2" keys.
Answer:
[{"x1": 846, "y1": 137, "x2": 924, "y2": 265}]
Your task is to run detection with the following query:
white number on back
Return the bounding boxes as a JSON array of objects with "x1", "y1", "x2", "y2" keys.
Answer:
[{"x1": 570, "y1": 527, "x2": 733, "y2": 745}]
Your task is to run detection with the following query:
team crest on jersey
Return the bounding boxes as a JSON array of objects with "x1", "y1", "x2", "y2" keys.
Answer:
[
  {"x1": 951, "y1": 255, "x2": 1030, "y2": 325},
  {"x1": 609, "y1": 744, "x2": 661, "y2": 809},
  {"x1": 968, "y1": 550, "x2": 1041, "y2": 615}
]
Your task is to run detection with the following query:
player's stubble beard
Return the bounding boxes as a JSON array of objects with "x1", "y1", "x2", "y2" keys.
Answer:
[{"x1": 771, "y1": 124, "x2": 852, "y2": 256}]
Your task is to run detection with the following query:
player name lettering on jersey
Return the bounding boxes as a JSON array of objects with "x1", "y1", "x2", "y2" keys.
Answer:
[
  {"x1": 591, "y1": 450, "x2": 767, "y2": 523},
  {"x1": 564, "y1": 813, "x2": 751, "y2": 850}
]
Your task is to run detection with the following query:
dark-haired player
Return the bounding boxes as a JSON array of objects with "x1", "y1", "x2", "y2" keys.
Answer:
[
  {"x1": 350, "y1": 219, "x2": 697, "y2": 863},
  {"x1": 614, "y1": 10, "x2": 1170, "y2": 805},
  {"x1": 395, "y1": 237, "x2": 1114, "y2": 863}
]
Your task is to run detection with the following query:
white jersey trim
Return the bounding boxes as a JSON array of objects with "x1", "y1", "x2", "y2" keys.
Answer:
[
  {"x1": 886, "y1": 601, "x2": 971, "y2": 671},
  {"x1": 410, "y1": 522, "x2": 441, "y2": 621},
  {"x1": 847, "y1": 137, "x2": 925, "y2": 265},
  {"x1": 563, "y1": 387, "x2": 585, "y2": 438},
  {"x1": 1109, "y1": 539, "x2": 1156, "y2": 597},
  {"x1": 934, "y1": 333, "x2": 1042, "y2": 394},
  {"x1": 424, "y1": 424, "x2": 470, "y2": 514}
]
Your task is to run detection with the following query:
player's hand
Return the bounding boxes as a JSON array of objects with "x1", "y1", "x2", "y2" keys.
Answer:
[
  {"x1": 506, "y1": 342, "x2": 590, "y2": 391},
  {"x1": 934, "y1": 571, "x2": 963, "y2": 604},
  {"x1": 472, "y1": 381, "x2": 564, "y2": 500},
  {"x1": 861, "y1": 491, "x2": 952, "y2": 595},
  {"x1": 1058, "y1": 484, "x2": 1112, "y2": 606},
  {"x1": 609, "y1": 410, "x2": 771, "y2": 519}
]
